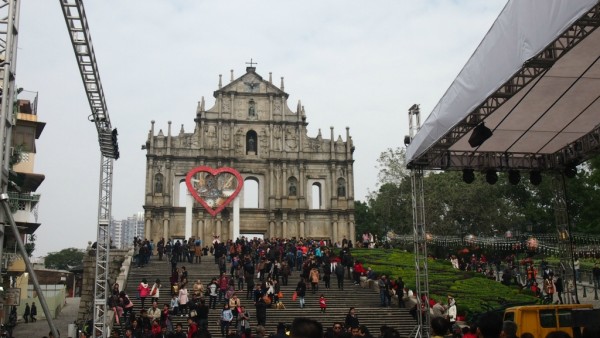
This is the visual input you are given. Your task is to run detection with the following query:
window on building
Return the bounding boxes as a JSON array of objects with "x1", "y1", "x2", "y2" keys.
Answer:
[
  {"x1": 244, "y1": 177, "x2": 259, "y2": 208},
  {"x1": 311, "y1": 183, "x2": 321, "y2": 209}
]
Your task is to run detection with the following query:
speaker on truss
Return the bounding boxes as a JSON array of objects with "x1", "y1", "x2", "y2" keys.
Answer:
[
  {"x1": 468, "y1": 123, "x2": 493, "y2": 148},
  {"x1": 462, "y1": 168, "x2": 475, "y2": 184},
  {"x1": 508, "y1": 170, "x2": 521, "y2": 185},
  {"x1": 530, "y1": 170, "x2": 542, "y2": 186},
  {"x1": 486, "y1": 169, "x2": 498, "y2": 185}
]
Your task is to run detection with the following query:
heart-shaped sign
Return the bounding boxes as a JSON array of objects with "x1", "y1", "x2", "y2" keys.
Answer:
[{"x1": 185, "y1": 166, "x2": 244, "y2": 217}]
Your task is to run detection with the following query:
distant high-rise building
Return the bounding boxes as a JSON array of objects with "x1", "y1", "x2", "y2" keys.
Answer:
[{"x1": 115, "y1": 212, "x2": 144, "y2": 249}]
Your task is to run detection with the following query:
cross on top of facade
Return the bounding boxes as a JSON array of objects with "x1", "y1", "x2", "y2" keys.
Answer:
[{"x1": 246, "y1": 58, "x2": 258, "y2": 68}]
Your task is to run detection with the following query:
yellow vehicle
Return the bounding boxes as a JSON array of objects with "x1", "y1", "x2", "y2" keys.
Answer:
[{"x1": 503, "y1": 303, "x2": 593, "y2": 338}]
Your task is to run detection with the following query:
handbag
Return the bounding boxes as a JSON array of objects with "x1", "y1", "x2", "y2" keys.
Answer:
[
  {"x1": 189, "y1": 309, "x2": 198, "y2": 317},
  {"x1": 262, "y1": 295, "x2": 272, "y2": 305},
  {"x1": 292, "y1": 291, "x2": 297, "y2": 301},
  {"x1": 277, "y1": 291, "x2": 284, "y2": 299}
]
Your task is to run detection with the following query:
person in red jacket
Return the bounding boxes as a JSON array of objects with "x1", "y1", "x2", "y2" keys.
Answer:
[
  {"x1": 187, "y1": 317, "x2": 198, "y2": 338},
  {"x1": 138, "y1": 278, "x2": 150, "y2": 310},
  {"x1": 353, "y1": 261, "x2": 366, "y2": 285}
]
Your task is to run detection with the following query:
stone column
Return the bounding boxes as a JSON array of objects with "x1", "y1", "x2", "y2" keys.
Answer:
[
  {"x1": 332, "y1": 219, "x2": 338, "y2": 244},
  {"x1": 269, "y1": 220, "x2": 275, "y2": 239},
  {"x1": 145, "y1": 218, "x2": 152, "y2": 240},
  {"x1": 299, "y1": 213, "x2": 305, "y2": 239},
  {"x1": 197, "y1": 218, "x2": 204, "y2": 244},
  {"x1": 349, "y1": 219, "x2": 355, "y2": 245},
  {"x1": 162, "y1": 217, "x2": 169, "y2": 241},
  {"x1": 348, "y1": 165, "x2": 355, "y2": 200},
  {"x1": 282, "y1": 213, "x2": 288, "y2": 239},
  {"x1": 216, "y1": 217, "x2": 222, "y2": 240},
  {"x1": 282, "y1": 162, "x2": 288, "y2": 199}
]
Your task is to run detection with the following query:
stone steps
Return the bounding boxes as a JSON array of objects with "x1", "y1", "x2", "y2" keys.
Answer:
[{"x1": 120, "y1": 256, "x2": 417, "y2": 336}]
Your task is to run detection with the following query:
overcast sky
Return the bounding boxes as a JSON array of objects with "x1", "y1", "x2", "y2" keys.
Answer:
[{"x1": 17, "y1": 0, "x2": 507, "y2": 256}]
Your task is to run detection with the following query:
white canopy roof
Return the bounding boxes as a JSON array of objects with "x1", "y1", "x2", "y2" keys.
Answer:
[{"x1": 406, "y1": 0, "x2": 600, "y2": 171}]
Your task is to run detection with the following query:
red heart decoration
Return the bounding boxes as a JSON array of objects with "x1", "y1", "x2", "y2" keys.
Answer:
[{"x1": 185, "y1": 166, "x2": 244, "y2": 217}]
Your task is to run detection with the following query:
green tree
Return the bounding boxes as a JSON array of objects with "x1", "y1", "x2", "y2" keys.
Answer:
[{"x1": 45, "y1": 248, "x2": 85, "y2": 270}]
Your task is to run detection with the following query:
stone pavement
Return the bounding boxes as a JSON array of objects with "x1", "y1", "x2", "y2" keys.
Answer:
[{"x1": 11, "y1": 297, "x2": 80, "y2": 338}]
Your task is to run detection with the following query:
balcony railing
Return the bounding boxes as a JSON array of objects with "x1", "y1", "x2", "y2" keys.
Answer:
[{"x1": 8, "y1": 191, "x2": 41, "y2": 213}]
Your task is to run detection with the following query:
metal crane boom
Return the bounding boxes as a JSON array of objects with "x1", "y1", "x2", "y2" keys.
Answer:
[{"x1": 59, "y1": 1, "x2": 119, "y2": 337}]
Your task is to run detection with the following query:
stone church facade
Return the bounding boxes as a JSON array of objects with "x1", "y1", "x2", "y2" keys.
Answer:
[{"x1": 142, "y1": 65, "x2": 355, "y2": 245}]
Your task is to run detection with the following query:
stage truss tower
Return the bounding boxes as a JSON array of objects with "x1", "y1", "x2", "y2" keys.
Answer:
[{"x1": 408, "y1": 104, "x2": 430, "y2": 338}]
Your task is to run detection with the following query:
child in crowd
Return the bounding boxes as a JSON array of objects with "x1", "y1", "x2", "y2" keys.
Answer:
[
  {"x1": 319, "y1": 294, "x2": 327, "y2": 313},
  {"x1": 170, "y1": 294, "x2": 179, "y2": 316}
]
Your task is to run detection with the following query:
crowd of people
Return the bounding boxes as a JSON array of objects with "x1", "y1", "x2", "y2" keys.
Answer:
[
  {"x1": 104, "y1": 235, "x2": 600, "y2": 338},
  {"x1": 105, "y1": 235, "x2": 426, "y2": 338}
]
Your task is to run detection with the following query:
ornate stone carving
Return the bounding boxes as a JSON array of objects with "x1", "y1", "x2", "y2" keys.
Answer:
[
  {"x1": 285, "y1": 126, "x2": 297, "y2": 151},
  {"x1": 206, "y1": 125, "x2": 217, "y2": 149},
  {"x1": 222, "y1": 126, "x2": 230, "y2": 149},
  {"x1": 273, "y1": 125, "x2": 282, "y2": 151}
]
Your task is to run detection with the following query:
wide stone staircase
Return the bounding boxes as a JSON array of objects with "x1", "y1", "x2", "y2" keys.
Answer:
[{"x1": 122, "y1": 256, "x2": 416, "y2": 336}]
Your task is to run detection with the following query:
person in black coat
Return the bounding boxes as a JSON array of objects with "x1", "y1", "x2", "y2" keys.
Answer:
[
  {"x1": 255, "y1": 297, "x2": 268, "y2": 326},
  {"x1": 30, "y1": 302, "x2": 37, "y2": 322},
  {"x1": 23, "y1": 303, "x2": 30, "y2": 323},
  {"x1": 296, "y1": 278, "x2": 307, "y2": 309}
]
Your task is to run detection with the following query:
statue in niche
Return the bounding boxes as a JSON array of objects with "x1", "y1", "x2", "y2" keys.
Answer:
[
  {"x1": 154, "y1": 174, "x2": 163, "y2": 194},
  {"x1": 288, "y1": 179, "x2": 297, "y2": 196},
  {"x1": 337, "y1": 179, "x2": 346, "y2": 197},
  {"x1": 248, "y1": 100, "x2": 256, "y2": 117},
  {"x1": 248, "y1": 137, "x2": 256, "y2": 152}
]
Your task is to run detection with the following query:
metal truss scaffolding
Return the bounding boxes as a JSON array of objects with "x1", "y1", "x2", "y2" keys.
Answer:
[
  {"x1": 553, "y1": 174, "x2": 578, "y2": 304},
  {"x1": 408, "y1": 105, "x2": 430, "y2": 338},
  {"x1": 59, "y1": 1, "x2": 118, "y2": 337}
]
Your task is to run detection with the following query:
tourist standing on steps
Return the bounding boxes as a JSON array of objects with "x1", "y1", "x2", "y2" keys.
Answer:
[
  {"x1": 255, "y1": 296, "x2": 267, "y2": 327},
  {"x1": 309, "y1": 267, "x2": 320, "y2": 294},
  {"x1": 30, "y1": 301, "x2": 37, "y2": 322},
  {"x1": 136, "y1": 278, "x2": 150, "y2": 310},
  {"x1": 334, "y1": 260, "x2": 345, "y2": 290},
  {"x1": 296, "y1": 278, "x2": 307, "y2": 308},
  {"x1": 208, "y1": 278, "x2": 219, "y2": 309},
  {"x1": 220, "y1": 303, "x2": 234, "y2": 337},
  {"x1": 345, "y1": 307, "x2": 359, "y2": 329},
  {"x1": 150, "y1": 278, "x2": 161, "y2": 304},
  {"x1": 178, "y1": 283, "x2": 189, "y2": 316},
  {"x1": 23, "y1": 302, "x2": 30, "y2": 323}
]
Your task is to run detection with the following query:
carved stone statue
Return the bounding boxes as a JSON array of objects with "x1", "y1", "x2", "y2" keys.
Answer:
[
  {"x1": 248, "y1": 137, "x2": 256, "y2": 152},
  {"x1": 249, "y1": 100, "x2": 256, "y2": 117},
  {"x1": 155, "y1": 174, "x2": 163, "y2": 194},
  {"x1": 337, "y1": 180, "x2": 346, "y2": 197},
  {"x1": 289, "y1": 180, "x2": 297, "y2": 196}
]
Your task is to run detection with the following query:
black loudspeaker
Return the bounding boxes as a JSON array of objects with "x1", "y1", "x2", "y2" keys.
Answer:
[
  {"x1": 530, "y1": 171, "x2": 542, "y2": 186},
  {"x1": 468, "y1": 123, "x2": 493, "y2": 147},
  {"x1": 508, "y1": 170, "x2": 521, "y2": 185},
  {"x1": 462, "y1": 169, "x2": 475, "y2": 184},
  {"x1": 486, "y1": 169, "x2": 498, "y2": 185}
]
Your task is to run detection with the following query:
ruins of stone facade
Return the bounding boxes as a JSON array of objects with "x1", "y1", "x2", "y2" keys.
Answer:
[{"x1": 142, "y1": 66, "x2": 355, "y2": 245}]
